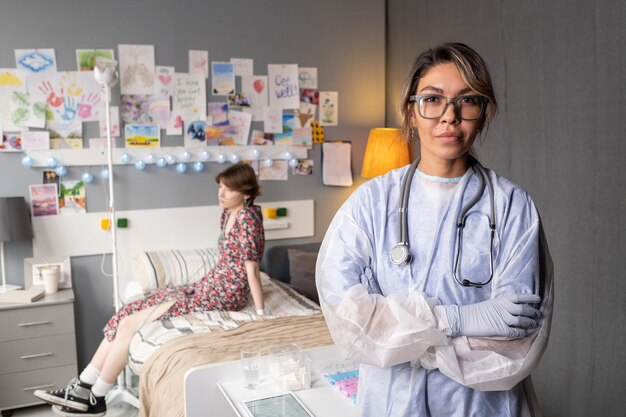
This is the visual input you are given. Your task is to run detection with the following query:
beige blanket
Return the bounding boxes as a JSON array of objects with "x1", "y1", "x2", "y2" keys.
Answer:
[{"x1": 138, "y1": 313, "x2": 333, "y2": 417}]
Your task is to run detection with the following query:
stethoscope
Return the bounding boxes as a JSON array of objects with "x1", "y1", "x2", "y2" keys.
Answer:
[{"x1": 389, "y1": 158, "x2": 496, "y2": 288}]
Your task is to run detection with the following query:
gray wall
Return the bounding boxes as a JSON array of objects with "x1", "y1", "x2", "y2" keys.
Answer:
[
  {"x1": 0, "y1": 0, "x2": 385, "y2": 367},
  {"x1": 387, "y1": 1, "x2": 625, "y2": 416}
]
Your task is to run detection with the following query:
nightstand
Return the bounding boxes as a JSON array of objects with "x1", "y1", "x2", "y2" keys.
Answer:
[{"x1": 0, "y1": 289, "x2": 78, "y2": 417}]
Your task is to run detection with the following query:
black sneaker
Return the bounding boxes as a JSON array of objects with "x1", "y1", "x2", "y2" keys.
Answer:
[
  {"x1": 34, "y1": 378, "x2": 93, "y2": 411},
  {"x1": 51, "y1": 395, "x2": 106, "y2": 417}
]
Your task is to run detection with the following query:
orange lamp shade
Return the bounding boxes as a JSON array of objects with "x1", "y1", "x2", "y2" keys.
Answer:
[{"x1": 361, "y1": 128, "x2": 410, "y2": 178}]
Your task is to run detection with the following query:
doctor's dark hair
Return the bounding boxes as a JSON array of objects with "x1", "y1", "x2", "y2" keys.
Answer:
[
  {"x1": 400, "y1": 42, "x2": 498, "y2": 143},
  {"x1": 215, "y1": 163, "x2": 261, "y2": 205}
]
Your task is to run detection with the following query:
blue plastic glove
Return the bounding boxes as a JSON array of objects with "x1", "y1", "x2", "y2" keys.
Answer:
[{"x1": 444, "y1": 294, "x2": 542, "y2": 338}]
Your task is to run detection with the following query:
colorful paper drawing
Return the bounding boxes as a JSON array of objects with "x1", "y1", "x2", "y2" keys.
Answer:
[
  {"x1": 76, "y1": 49, "x2": 114, "y2": 71},
  {"x1": 208, "y1": 102, "x2": 229, "y2": 126},
  {"x1": 121, "y1": 94, "x2": 170, "y2": 128},
  {"x1": 21, "y1": 130, "x2": 50, "y2": 150},
  {"x1": 155, "y1": 66, "x2": 175, "y2": 96},
  {"x1": 211, "y1": 62, "x2": 235, "y2": 96},
  {"x1": 0, "y1": 69, "x2": 27, "y2": 90},
  {"x1": 118, "y1": 44, "x2": 155, "y2": 95},
  {"x1": 319, "y1": 91, "x2": 339, "y2": 126},
  {"x1": 263, "y1": 106, "x2": 283, "y2": 134},
  {"x1": 99, "y1": 106, "x2": 120, "y2": 138},
  {"x1": 227, "y1": 93, "x2": 251, "y2": 111},
  {"x1": 295, "y1": 102, "x2": 316, "y2": 128},
  {"x1": 0, "y1": 131, "x2": 22, "y2": 152},
  {"x1": 293, "y1": 159, "x2": 314, "y2": 176},
  {"x1": 298, "y1": 67, "x2": 318, "y2": 89},
  {"x1": 48, "y1": 119, "x2": 83, "y2": 149},
  {"x1": 60, "y1": 180, "x2": 86, "y2": 214},
  {"x1": 29, "y1": 184, "x2": 59, "y2": 217},
  {"x1": 268, "y1": 64, "x2": 300, "y2": 109},
  {"x1": 89, "y1": 138, "x2": 109, "y2": 149},
  {"x1": 28, "y1": 71, "x2": 102, "y2": 122},
  {"x1": 173, "y1": 73, "x2": 206, "y2": 119},
  {"x1": 300, "y1": 89, "x2": 319, "y2": 105},
  {"x1": 125, "y1": 124, "x2": 160, "y2": 149},
  {"x1": 205, "y1": 125, "x2": 238, "y2": 146},
  {"x1": 15, "y1": 49, "x2": 57, "y2": 74},
  {"x1": 250, "y1": 130, "x2": 274, "y2": 146},
  {"x1": 241, "y1": 75, "x2": 268, "y2": 121},
  {"x1": 259, "y1": 160, "x2": 288, "y2": 181},
  {"x1": 185, "y1": 120, "x2": 207, "y2": 148},
  {"x1": 227, "y1": 110, "x2": 252, "y2": 146},
  {"x1": 293, "y1": 127, "x2": 313, "y2": 147},
  {"x1": 166, "y1": 112, "x2": 183, "y2": 135},
  {"x1": 9, "y1": 91, "x2": 47, "y2": 128},
  {"x1": 231, "y1": 58, "x2": 253, "y2": 77},
  {"x1": 189, "y1": 50, "x2": 209, "y2": 79},
  {"x1": 273, "y1": 113, "x2": 295, "y2": 145}
]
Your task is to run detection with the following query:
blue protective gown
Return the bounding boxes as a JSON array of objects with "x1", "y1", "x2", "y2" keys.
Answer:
[{"x1": 316, "y1": 164, "x2": 553, "y2": 417}]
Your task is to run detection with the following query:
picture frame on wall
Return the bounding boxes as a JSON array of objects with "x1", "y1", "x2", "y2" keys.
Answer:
[{"x1": 23, "y1": 256, "x2": 72, "y2": 290}]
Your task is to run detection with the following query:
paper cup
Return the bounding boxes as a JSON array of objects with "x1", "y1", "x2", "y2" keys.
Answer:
[{"x1": 41, "y1": 267, "x2": 60, "y2": 294}]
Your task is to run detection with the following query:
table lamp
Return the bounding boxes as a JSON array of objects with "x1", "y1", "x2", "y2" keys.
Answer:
[
  {"x1": 0, "y1": 197, "x2": 33, "y2": 293},
  {"x1": 361, "y1": 128, "x2": 411, "y2": 178}
]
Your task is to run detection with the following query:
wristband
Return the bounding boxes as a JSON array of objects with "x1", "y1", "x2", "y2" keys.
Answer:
[{"x1": 256, "y1": 309, "x2": 265, "y2": 316}]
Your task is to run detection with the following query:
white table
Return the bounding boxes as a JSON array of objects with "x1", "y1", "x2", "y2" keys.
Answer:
[{"x1": 184, "y1": 345, "x2": 357, "y2": 417}]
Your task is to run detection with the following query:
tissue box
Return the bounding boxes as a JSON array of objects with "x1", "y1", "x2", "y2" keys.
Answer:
[{"x1": 268, "y1": 344, "x2": 311, "y2": 391}]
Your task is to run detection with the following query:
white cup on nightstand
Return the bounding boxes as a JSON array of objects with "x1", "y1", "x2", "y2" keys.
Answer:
[{"x1": 41, "y1": 266, "x2": 60, "y2": 294}]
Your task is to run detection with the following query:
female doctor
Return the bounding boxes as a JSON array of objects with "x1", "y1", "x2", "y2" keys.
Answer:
[{"x1": 316, "y1": 42, "x2": 553, "y2": 417}]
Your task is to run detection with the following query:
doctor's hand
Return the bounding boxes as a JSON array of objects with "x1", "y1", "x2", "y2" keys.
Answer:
[{"x1": 445, "y1": 294, "x2": 542, "y2": 338}]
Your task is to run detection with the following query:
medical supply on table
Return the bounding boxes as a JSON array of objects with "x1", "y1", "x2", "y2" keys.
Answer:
[
  {"x1": 241, "y1": 345, "x2": 261, "y2": 389},
  {"x1": 390, "y1": 158, "x2": 496, "y2": 288},
  {"x1": 268, "y1": 344, "x2": 311, "y2": 391},
  {"x1": 322, "y1": 363, "x2": 359, "y2": 404}
]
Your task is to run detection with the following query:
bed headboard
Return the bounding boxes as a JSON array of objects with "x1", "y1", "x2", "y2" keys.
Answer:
[{"x1": 262, "y1": 242, "x2": 321, "y2": 303}]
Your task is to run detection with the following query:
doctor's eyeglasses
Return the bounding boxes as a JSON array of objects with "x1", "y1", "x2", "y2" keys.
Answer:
[{"x1": 410, "y1": 94, "x2": 487, "y2": 121}]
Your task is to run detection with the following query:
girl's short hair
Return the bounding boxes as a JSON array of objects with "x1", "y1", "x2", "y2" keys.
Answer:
[
  {"x1": 215, "y1": 163, "x2": 261, "y2": 204},
  {"x1": 400, "y1": 42, "x2": 498, "y2": 143}
]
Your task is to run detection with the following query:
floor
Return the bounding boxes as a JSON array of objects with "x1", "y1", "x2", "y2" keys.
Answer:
[{"x1": 7, "y1": 403, "x2": 138, "y2": 417}]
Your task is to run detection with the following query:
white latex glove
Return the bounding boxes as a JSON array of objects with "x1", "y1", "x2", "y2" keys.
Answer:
[{"x1": 443, "y1": 294, "x2": 541, "y2": 338}]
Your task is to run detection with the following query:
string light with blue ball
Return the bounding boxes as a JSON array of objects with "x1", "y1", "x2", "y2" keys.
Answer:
[
  {"x1": 217, "y1": 154, "x2": 227, "y2": 164},
  {"x1": 165, "y1": 154, "x2": 176, "y2": 165},
  {"x1": 156, "y1": 157, "x2": 168, "y2": 168},
  {"x1": 263, "y1": 159, "x2": 273, "y2": 168},
  {"x1": 193, "y1": 161, "x2": 205, "y2": 172},
  {"x1": 181, "y1": 151, "x2": 192, "y2": 161},
  {"x1": 251, "y1": 148, "x2": 261, "y2": 160},
  {"x1": 288, "y1": 158, "x2": 299, "y2": 168},
  {"x1": 47, "y1": 156, "x2": 59, "y2": 168},
  {"x1": 82, "y1": 172, "x2": 95, "y2": 184},
  {"x1": 134, "y1": 160, "x2": 146, "y2": 171},
  {"x1": 21, "y1": 155, "x2": 35, "y2": 168},
  {"x1": 55, "y1": 165, "x2": 68, "y2": 177},
  {"x1": 175, "y1": 162, "x2": 188, "y2": 174},
  {"x1": 120, "y1": 153, "x2": 132, "y2": 164},
  {"x1": 100, "y1": 168, "x2": 110, "y2": 180},
  {"x1": 200, "y1": 151, "x2": 211, "y2": 161},
  {"x1": 230, "y1": 154, "x2": 241, "y2": 164}
]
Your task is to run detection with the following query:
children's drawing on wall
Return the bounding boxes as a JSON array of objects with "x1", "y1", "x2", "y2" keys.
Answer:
[
  {"x1": 185, "y1": 120, "x2": 207, "y2": 148},
  {"x1": 99, "y1": 106, "x2": 120, "y2": 137},
  {"x1": 293, "y1": 159, "x2": 314, "y2": 176},
  {"x1": 189, "y1": 50, "x2": 209, "y2": 79},
  {"x1": 29, "y1": 184, "x2": 59, "y2": 217},
  {"x1": 173, "y1": 73, "x2": 206, "y2": 120},
  {"x1": 208, "y1": 102, "x2": 229, "y2": 126},
  {"x1": 60, "y1": 180, "x2": 86, "y2": 214},
  {"x1": 231, "y1": 58, "x2": 253, "y2": 77},
  {"x1": 205, "y1": 125, "x2": 238, "y2": 146},
  {"x1": 241, "y1": 75, "x2": 267, "y2": 121},
  {"x1": 48, "y1": 119, "x2": 83, "y2": 149},
  {"x1": 28, "y1": 71, "x2": 102, "y2": 123},
  {"x1": 227, "y1": 93, "x2": 251, "y2": 112},
  {"x1": 125, "y1": 124, "x2": 160, "y2": 148},
  {"x1": 9, "y1": 91, "x2": 47, "y2": 128},
  {"x1": 293, "y1": 127, "x2": 313, "y2": 147},
  {"x1": 274, "y1": 113, "x2": 295, "y2": 145},
  {"x1": 0, "y1": 68, "x2": 26, "y2": 89},
  {"x1": 268, "y1": 64, "x2": 300, "y2": 109},
  {"x1": 263, "y1": 106, "x2": 283, "y2": 134},
  {"x1": 155, "y1": 66, "x2": 175, "y2": 96},
  {"x1": 259, "y1": 160, "x2": 288, "y2": 181},
  {"x1": 15, "y1": 49, "x2": 57, "y2": 74},
  {"x1": 121, "y1": 94, "x2": 170, "y2": 128},
  {"x1": 250, "y1": 130, "x2": 274, "y2": 146},
  {"x1": 0, "y1": 131, "x2": 22, "y2": 152},
  {"x1": 227, "y1": 110, "x2": 252, "y2": 145},
  {"x1": 0, "y1": 68, "x2": 28, "y2": 131},
  {"x1": 319, "y1": 91, "x2": 338, "y2": 126},
  {"x1": 297, "y1": 88, "x2": 318, "y2": 128},
  {"x1": 166, "y1": 112, "x2": 183, "y2": 135},
  {"x1": 118, "y1": 44, "x2": 155, "y2": 95},
  {"x1": 211, "y1": 62, "x2": 235, "y2": 96},
  {"x1": 298, "y1": 67, "x2": 317, "y2": 89},
  {"x1": 21, "y1": 130, "x2": 50, "y2": 150},
  {"x1": 75, "y1": 49, "x2": 114, "y2": 71}
]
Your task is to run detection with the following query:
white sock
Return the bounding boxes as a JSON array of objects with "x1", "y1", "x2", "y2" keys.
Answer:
[
  {"x1": 91, "y1": 378, "x2": 114, "y2": 398},
  {"x1": 79, "y1": 364, "x2": 100, "y2": 385}
]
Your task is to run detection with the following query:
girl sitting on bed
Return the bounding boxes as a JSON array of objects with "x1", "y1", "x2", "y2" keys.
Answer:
[{"x1": 35, "y1": 162, "x2": 265, "y2": 417}]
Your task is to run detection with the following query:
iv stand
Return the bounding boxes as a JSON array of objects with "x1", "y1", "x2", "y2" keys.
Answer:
[{"x1": 93, "y1": 59, "x2": 140, "y2": 413}]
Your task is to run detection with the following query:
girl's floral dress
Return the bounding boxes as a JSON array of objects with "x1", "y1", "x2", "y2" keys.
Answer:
[{"x1": 103, "y1": 205, "x2": 264, "y2": 341}]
